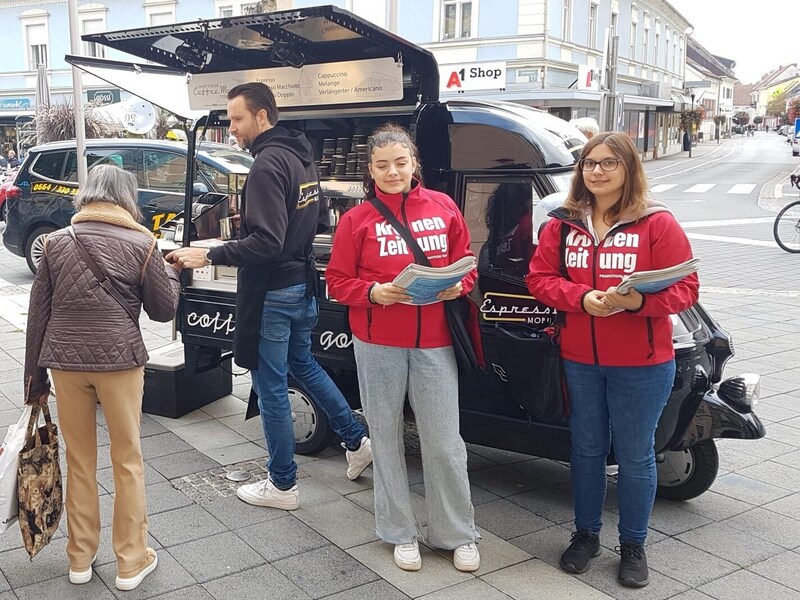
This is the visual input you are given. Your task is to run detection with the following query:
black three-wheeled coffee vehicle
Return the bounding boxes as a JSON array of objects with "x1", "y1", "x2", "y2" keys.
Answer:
[{"x1": 76, "y1": 5, "x2": 765, "y2": 500}]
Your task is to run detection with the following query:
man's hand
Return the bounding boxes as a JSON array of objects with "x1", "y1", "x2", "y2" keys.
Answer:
[
  {"x1": 603, "y1": 286, "x2": 644, "y2": 311},
  {"x1": 582, "y1": 290, "x2": 615, "y2": 317},
  {"x1": 371, "y1": 283, "x2": 412, "y2": 306},
  {"x1": 165, "y1": 247, "x2": 209, "y2": 270},
  {"x1": 437, "y1": 281, "x2": 463, "y2": 301}
]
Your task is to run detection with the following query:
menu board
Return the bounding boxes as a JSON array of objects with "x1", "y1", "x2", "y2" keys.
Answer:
[{"x1": 189, "y1": 57, "x2": 403, "y2": 110}]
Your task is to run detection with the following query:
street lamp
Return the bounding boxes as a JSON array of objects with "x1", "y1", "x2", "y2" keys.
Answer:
[{"x1": 689, "y1": 92, "x2": 695, "y2": 158}]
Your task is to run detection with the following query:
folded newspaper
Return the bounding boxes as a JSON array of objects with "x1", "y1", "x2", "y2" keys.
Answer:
[
  {"x1": 392, "y1": 256, "x2": 477, "y2": 305},
  {"x1": 615, "y1": 258, "x2": 700, "y2": 295}
]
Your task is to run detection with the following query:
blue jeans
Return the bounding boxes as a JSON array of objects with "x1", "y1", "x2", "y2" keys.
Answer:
[
  {"x1": 563, "y1": 359, "x2": 675, "y2": 545},
  {"x1": 253, "y1": 284, "x2": 367, "y2": 490}
]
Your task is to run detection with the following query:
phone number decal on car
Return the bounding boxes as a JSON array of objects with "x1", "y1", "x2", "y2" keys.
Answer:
[{"x1": 31, "y1": 182, "x2": 78, "y2": 196}]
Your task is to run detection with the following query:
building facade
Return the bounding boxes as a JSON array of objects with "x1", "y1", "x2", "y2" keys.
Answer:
[{"x1": 1, "y1": 0, "x2": 726, "y2": 160}]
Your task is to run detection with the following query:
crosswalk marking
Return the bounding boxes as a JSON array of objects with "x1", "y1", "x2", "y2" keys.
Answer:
[
  {"x1": 728, "y1": 184, "x2": 756, "y2": 194},
  {"x1": 685, "y1": 184, "x2": 716, "y2": 193},
  {"x1": 650, "y1": 184, "x2": 677, "y2": 193}
]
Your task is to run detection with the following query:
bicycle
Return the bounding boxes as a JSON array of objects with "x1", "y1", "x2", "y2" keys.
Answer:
[{"x1": 773, "y1": 199, "x2": 800, "y2": 253}]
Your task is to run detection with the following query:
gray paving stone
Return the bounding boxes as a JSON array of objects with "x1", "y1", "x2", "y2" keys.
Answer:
[
  {"x1": 147, "y1": 505, "x2": 228, "y2": 547},
  {"x1": 773, "y1": 450, "x2": 800, "y2": 469},
  {"x1": 200, "y1": 493, "x2": 288, "y2": 530},
  {"x1": 469, "y1": 464, "x2": 549, "y2": 498},
  {"x1": 139, "y1": 415, "x2": 170, "y2": 438},
  {"x1": 96, "y1": 462, "x2": 168, "y2": 494},
  {"x1": 506, "y1": 484, "x2": 575, "y2": 525},
  {"x1": 763, "y1": 492, "x2": 800, "y2": 520},
  {"x1": 431, "y1": 529, "x2": 530, "y2": 576},
  {"x1": 147, "y1": 585, "x2": 215, "y2": 599},
  {"x1": 201, "y1": 564, "x2": 311, "y2": 600},
  {"x1": 139, "y1": 432, "x2": 195, "y2": 460},
  {"x1": 646, "y1": 500, "x2": 714, "y2": 536},
  {"x1": 480, "y1": 560, "x2": 613, "y2": 599},
  {"x1": 711, "y1": 473, "x2": 794, "y2": 506},
  {"x1": 417, "y1": 579, "x2": 513, "y2": 600},
  {"x1": 698, "y1": 569, "x2": 800, "y2": 600},
  {"x1": 760, "y1": 423, "x2": 800, "y2": 447},
  {"x1": 0, "y1": 572, "x2": 7, "y2": 593},
  {"x1": 720, "y1": 437, "x2": 797, "y2": 461},
  {"x1": 235, "y1": 515, "x2": 328, "y2": 562},
  {"x1": 147, "y1": 449, "x2": 221, "y2": 479},
  {"x1": 12, "y1": 575, "x2": 115, "y2": 600},
  {"x1": 0, "y1": 592, "x2": 15, "y2": 600},
  {"x1": 200, "y1": 395, "x2": 247, "y2": 419},
  {"x1": 466, "y1": 445, "x2": 536, "y2": 465},
  {"x1": 169, "y1": 419, "x2": 249, "y2": 451},
  {"x1": 94, "y1": 549, "x2": 197, "y2": 600},
  {"x1": 646, "y1": 538, "x2": 738, "y2": 587},
  {"x1": 292, "y1": 497, "x2": 378, "y2": 549},
  {"x1": 166, "y1": 531, "x2": 264, "y2": 583},
  {"x1": 142, "y1": 482, "x2": 196, "y2": 515},
  {"x1": 678, "y1": 491, "x2": 755, "y2": 522},
  {"x1": 666, "y1": 592, "x2": 716, "y2": 600},
  {"x1": 749, "y1": 550, "x2": 800, "y2": 592},
  {"x1": 319, "y1": 580, "x2": 411, "y2": 600},
  {"x1": 676, "y1": 523, "x2": 785, "y2": 567},
  {"x1": 568, "y1": 551, "x2": 690, "y2": 600},
  {"x1": 201, "y1": 442, "x2": 266, "y2": 465},
  {"x1": 274, "y1": 544, "x2": 378, "y2": 599},
  {"x1": 94, "y1": 525, "x2": 162, "y2": 567},
  {"x1": 474, "y1": 498, "x2": 554, "y2": 539},
  {"x1": 0, "y1": 536, "x2": 70, "y2": 588},
  {"x1": 721, "y1": 507, "x2": 800, "y2": 549},
  {"x1": 508, "y1": 523, "x2": 575, "y2": 569}
]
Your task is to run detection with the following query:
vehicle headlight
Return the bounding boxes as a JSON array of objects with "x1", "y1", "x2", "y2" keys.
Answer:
[{"x1": 718, "y1": 373, "x2": 760, "y2": 413}]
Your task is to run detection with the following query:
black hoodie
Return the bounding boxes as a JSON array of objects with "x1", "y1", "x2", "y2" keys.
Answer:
[{"x1": 207, "y1": 125, "x2": 322, "y2": 369}]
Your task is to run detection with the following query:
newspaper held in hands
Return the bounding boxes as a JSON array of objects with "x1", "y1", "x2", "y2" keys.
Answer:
[
  {"x1": 615, "y1": 258, "x2": 700, "y2": 295},
  {"x1": 392, "y1": 256, "x2": 477, "y2": 305}
]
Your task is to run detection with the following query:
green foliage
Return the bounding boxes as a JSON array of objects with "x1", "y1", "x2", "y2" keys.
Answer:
[
  {"x1": 680, "y1": 107, "x2": 705, "y2": 131},
  {"x1": 713, "y1": 115, "x2": 727, "y2": 126},
  {"x1": 24, "y1": 98, "x2": 121, "y2": 146},
  {"x1": 753, "y1": 116, "x2": 764, "y2": 124},
  {"x1": 789, "y1": 99, "x2": 800, "y2": 124},
  {"x1": 732, "y1": 111, "x2": 750, "y2": 126},
  {"x1": 767, "y1": 89, "x2": 788, "y2": 118}
]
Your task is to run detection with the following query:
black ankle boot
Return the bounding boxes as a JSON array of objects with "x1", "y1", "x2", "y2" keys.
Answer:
[
  {"x1": 559, "y1": 530, "x2": 601, "y2": 574},
  {"x1": 618, "y1": 542, "x2": 649, "y2": 587}
]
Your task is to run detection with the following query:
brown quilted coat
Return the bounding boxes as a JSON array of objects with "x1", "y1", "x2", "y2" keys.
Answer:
[{"x1": 24, "y1": 203, "x2": 180, "y2": 405}]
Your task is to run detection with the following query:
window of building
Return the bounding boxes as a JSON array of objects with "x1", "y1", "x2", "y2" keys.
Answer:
[
  {"x1": 630, "y1": 19, "x2": 637, "y2": 61},
  {"x1": 588, "y1": 3, "x2": 598, "y2": 48},
  {"x1": 78, "y1": 4, "x2": 107, "y2": 58},
  {"x1": 215, "y1": 0, "x2": 262, "y2": 17},
  {"x1": 219, "y1": 5, "x2": 233, "y2": 17},
  {"x1": 21, "y1": 10, "x2": 50, "y2": 71},
  {"x1": 441, "y1": 1, "x2": 473, "y2": 40},
  {"x1": 642, "y1": 15, "x2": 649, "y2": 64},
  {"x1": 144, "y1": 0, "x2": 176, "y2": 26},
  {"x1": 654, "y1": 29, "x2": 660, "y2": 68},
  {"x1": 561, "y1": 0, "x2": 571, "y2": 41}
]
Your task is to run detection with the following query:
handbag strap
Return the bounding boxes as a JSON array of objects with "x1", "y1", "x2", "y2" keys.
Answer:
[
  {"x1": 368, "y1": 196, "x2": 432, "y2": 267},
  {"x1": 67, "y1": 227, "x2": 140, "y2": 328},
  {"x1": 25, "y1": 404, "x2": 53, "y2": 446}
]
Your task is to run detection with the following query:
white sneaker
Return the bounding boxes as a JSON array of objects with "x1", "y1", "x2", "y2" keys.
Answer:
[
  {"x1": 236, "y1": 478, "x2": 299, "y2": 510},
  {"x1": 344, "y1": 436, "x2": 373, "y2": 480},
  {"x1": 394, "y1": 540, "x2": 422, "y2": 571},
  {"x1": 69, "y1": 553, "x2": 97, "y2": 584},
  {"x1": 454, "y1": 542, "x2": 480, "y2": 572},
  {"x1": 115, "y1": 548, "x2": 158, "y2": 591}
]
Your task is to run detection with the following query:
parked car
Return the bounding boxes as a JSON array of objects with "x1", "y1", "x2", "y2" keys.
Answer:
[
  {"x1": 792, "y1": 133, "x2": 799, "y2": 157},
  {"x1": 779, "y1": 125, "x2": 789, "y2": 136},
  {"x1": 0, "y1": 167, "x2": 19, "y2": 221},
  {"x1": 2, "y1": 138, "x2": 252, "y2": 273}
]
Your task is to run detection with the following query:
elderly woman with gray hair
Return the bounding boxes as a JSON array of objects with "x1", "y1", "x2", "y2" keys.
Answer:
[{"x1": 24, "y1": 164, "x2": 181, "y2": 591}]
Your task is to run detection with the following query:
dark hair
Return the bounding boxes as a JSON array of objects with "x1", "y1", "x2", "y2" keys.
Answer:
[
  {"x1": 362, "y1": 123, "x2": 423, "y2": 198},
  {"x1": 563, "y1": 132, "x2": 648, "y2": 223},
  {"x1": 227, "y1": 82, "x2": 279, "y2": 125}
]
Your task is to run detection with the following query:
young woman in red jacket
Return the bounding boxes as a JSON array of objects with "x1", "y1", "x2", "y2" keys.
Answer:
[
  {"x1": 325, "y1": 124, "x2": 481, "y2": 573},
  {"x1": 526, "y1": 132, "x2": 699, "y2": 588}
]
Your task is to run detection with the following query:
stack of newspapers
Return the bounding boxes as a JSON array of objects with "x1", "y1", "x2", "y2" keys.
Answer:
[
  {"x1": 615, "y1": 257, "x2": 700, "y2": 295},
  {"x1": 392, "y1": 256, "x2": 477, "y2": 305}
]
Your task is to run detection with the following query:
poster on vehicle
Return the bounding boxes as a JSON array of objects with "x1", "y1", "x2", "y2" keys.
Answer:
[{"x1": 188, "y1": 57, "x2": 403, "y2": 110}]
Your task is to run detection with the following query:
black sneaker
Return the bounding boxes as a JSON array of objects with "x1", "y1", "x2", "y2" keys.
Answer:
[
  {"x1": 559, "y1": 530, "x2": 601, "y2": 574},
  {"x1": 618, "y1": 542, "x2": 649, "y2": 587}
]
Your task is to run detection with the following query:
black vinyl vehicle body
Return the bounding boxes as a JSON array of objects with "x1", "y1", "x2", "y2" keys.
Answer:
[
  {"x1": 77, "y1": 4, "x2": 766, "y2": 501},
  {"x1": 2, "y1": 138, "x2": 252, "y2": 273}
]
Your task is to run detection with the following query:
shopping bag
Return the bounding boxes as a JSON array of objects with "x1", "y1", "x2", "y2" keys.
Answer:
[
  {"x1": 0, "y1": 406, "x2": 32, "y2": 533},
  {"x1": 17, "y1": 403, "x2": 63, "y2": 559}
]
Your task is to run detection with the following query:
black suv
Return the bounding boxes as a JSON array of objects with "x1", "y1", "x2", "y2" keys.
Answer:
[{"x1": 2, "y1": 138, "x2": 252, "y2": 273}]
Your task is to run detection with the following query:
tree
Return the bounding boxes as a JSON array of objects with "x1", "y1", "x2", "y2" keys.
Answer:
[
  {"x1": 767, "y1": 88, "x2": 788, "y2": 121},
  {"x1": 24, "y1": 98, "x2": 121, "y2": 146},
  {"x1": 732, "y1": 111, "x2": 750, "y2": 126},
  {"x1": 789, "y1": 99, "x2": 800, "y2": 125},
  {"x1": 753, "y1": 116, "x2": 764, "y2": 125}
]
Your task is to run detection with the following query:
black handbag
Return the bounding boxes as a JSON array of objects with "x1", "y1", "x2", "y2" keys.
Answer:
[{"x1": 367, "y1": 197, "x2": 484, "y2": 371}]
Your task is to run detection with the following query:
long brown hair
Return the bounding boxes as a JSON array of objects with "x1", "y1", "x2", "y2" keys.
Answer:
[
  {"x1": 362, "y1": 123, "x2": 424, "y2": 198},
  {"x1": 562, "y1": 132, "x2": 648, "y2": 223}
]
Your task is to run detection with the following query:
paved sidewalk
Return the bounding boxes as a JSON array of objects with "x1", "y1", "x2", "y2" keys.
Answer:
[{"x1": 2, "y1": 216, "x2": 800, "y2": 599}]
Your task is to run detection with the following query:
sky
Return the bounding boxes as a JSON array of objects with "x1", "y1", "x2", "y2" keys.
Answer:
[{"x1": 667, "y1": 0, "x2": 799, "y2": 84}]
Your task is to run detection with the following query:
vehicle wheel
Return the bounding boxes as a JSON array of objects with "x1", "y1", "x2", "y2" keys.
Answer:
[
  {"x1": 290, "y1": 376, "x2": 335, "y2": 455},
  {"x1": 656, "y1": 439, "x2": 719, "y2": 501},
  {"x1": 773, "y1": 200, "x2": 800, "y2": 253},
  {"x1": 24, "y1": 226, "x2": 56, "y2": 274}
]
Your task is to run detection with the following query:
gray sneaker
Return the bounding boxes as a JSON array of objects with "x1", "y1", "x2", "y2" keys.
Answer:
[{"x1": 344, "y1": 436, "x2": 372, "y2": 480}]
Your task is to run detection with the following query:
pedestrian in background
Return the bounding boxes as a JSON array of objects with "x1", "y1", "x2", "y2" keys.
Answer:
[
  {"x1": 167, "y1": 82, "x2": 372, "y2": 510},
  {"x1": 24, "y1": 164, "x2": 182, "y2": 590},
  {"x1": 326, "y1": 124, "x2": 481, "y2": 573},
  {"x1": 527, "y1": 132, "x2": 699, "y2": 587}
]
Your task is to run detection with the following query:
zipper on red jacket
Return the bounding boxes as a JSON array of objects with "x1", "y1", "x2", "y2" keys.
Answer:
[
  {"x1": 590, "y1": 241, "x2": 600, "y2": 365},
  {"x1": 367, "y1": 308, "x2": 373, "y2": 341},
  {"x1": 646, "y1": 317, "x2": 655, "y2": 359},
  {"x1": 400, "y1": 194, "x2": 424, "y2": 349}
]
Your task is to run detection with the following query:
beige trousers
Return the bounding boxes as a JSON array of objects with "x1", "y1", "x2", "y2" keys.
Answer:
[{"x1": 51, "y1": 367, "x2": 149, "y2": 577}]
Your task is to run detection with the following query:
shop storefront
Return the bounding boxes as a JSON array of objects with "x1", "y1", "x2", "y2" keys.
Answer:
[{"x1": 0, "y1": 97, "x2": 33, "y2": 156}]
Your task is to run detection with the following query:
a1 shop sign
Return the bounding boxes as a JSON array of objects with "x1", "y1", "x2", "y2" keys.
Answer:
[{"x1": 440, "y1": 62, "x2": 507, "y2": 92}]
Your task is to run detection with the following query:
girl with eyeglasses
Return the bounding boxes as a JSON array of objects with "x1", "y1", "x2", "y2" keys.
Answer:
[{"x1": 526, "y1": 132, "x2": 699, "y2": 588}]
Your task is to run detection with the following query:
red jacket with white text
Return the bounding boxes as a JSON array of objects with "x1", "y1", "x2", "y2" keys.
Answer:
[
  {"x1": 526, "y1": 203, "x2": 699, "y2": 367},
  {"x1": 325, "y1": 182, "x2": 476, "y2": 348}
]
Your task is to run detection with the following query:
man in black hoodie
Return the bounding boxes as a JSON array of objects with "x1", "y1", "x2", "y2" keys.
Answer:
[{"x1": 169, "y1": 83, "x2": 371, "y2": 509}]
